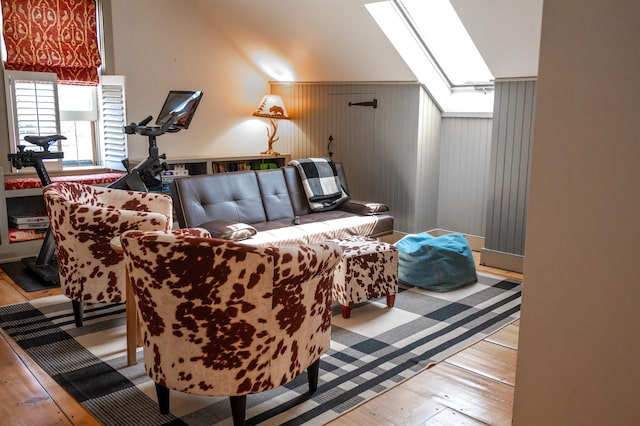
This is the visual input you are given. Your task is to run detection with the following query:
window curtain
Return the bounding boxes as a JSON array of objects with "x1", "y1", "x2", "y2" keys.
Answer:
[{"x1": 1, "y1": 0, "x2": 102, "y2": 85}]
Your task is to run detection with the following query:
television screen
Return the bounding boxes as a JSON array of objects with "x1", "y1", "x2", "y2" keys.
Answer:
[{"x1": 155, "y1": 90, "x2": 203, "y2": 129}]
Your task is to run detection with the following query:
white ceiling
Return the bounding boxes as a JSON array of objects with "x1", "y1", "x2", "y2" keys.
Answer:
[{"x1": 193, "y1": 0, "x2": 542, "y2": 82}]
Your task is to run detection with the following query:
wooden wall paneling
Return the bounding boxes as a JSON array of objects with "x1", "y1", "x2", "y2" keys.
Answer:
[
  {"x1": 414, "y1": 85, "x2": 441, "y2": 232},
  {"x1": 483, "y1": 80, "x2": 536, "y2": 270},
  {"x1": 272, "y1": 82, "x2": 445, "y2": 233},
  {"x1": 438, "y1": 117, "x2": 492, "y2": 236}
]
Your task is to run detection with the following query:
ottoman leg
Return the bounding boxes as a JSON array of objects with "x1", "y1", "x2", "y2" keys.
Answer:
[
  {"x1": 386, "y1": 294, "x2": 395, "y2": 308},
  {"x1": 341, "y1": 303, "x2": 352, "y2": 319}
]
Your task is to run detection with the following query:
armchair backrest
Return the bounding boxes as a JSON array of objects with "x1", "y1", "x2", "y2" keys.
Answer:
[
  {"x1": 43, "y1": 182, "x2": 173, "y2": 304},
  {"x1": 120, "y1": 230, "x2": 342, "y2": 396}
]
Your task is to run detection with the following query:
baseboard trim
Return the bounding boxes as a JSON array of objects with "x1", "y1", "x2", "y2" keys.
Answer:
[
  {"x1": 480, "y1": 248, "x2": 524, "y2": 273},
  {"x1": 379, "y1": 231, "x2": 407, "y2": 245}
]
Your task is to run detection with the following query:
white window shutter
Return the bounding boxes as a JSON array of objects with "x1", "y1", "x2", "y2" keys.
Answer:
[
  {"x1": 98, "y1": 75, "x2": 128, "y2": 170},
  {"x1": 3, "y1": 71, "x2": 61, "y2": 154}
]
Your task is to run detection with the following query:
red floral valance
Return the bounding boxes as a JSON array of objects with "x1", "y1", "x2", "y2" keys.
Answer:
[{"x1": 1, "y1": 0, "x2": 102, "y2": 85}]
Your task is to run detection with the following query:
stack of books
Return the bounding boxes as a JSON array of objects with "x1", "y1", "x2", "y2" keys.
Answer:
[
  {"x1": 9, "y1": 214, "x2": 49, "y2": 229},
  {"x1": 8, "y1": 213, "x2": 49, "y2": 242}
]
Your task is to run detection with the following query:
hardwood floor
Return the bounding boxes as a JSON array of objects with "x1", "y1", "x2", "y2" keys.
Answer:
[{"x1": 0, "y1": 256, "x2": 522, "y2": 425}]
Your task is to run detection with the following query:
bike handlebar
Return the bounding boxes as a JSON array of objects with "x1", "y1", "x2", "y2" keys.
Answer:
[{"x1": 124, "y1": 115, "x2": 177, "y2": 137}]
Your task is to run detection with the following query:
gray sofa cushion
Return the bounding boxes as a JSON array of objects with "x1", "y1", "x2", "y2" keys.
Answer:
[
  {"x1": 255, "y1": 169, "x2": 295, "y2": 221},
  {"x1": 171, "y1": 172, "x2": 266, "y2": 228}
]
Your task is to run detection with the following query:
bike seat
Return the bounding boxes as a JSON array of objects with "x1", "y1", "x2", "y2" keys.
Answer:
[{"x1": 24, "y1": 134, "x2": 67, "y2": 151}]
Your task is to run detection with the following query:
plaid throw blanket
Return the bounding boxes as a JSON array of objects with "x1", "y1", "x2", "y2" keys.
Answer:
[{"x1": 289, "y1": 158, "x2": 350, "y2": 211}]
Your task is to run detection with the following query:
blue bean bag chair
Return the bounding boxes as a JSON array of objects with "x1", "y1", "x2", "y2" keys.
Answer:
[{"x1": 395, "y1": 232, "x2": 477, "y2": 291}]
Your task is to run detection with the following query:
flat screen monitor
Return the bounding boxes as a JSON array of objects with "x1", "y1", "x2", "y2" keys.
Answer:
[{"x1": 155, "y1": 90, "x2": 203, "y2": 129}]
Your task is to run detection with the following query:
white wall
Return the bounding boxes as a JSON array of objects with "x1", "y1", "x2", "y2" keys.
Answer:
[
  {"x1": 110, "y1": 0, "x2": 271, "y2": 160},
  {"x1": 513, "y1": 1, "x2": 640, "y2": 424}
]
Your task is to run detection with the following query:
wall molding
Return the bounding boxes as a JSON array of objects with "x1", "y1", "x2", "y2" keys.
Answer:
[
  {"x1": 480, "y1": 248, "x2": 524, "y2": 273},
  {"x1": 493, "y1": 77, "x2": 538, "y2": 82}
]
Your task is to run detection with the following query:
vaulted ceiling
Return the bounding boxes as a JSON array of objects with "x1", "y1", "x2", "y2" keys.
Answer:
[{"x1": 193, "y1": 0, "x2": 542, "y2": 82}]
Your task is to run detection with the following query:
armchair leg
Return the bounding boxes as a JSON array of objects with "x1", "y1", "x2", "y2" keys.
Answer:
[
  {"x1": 155, "y1": 383, "x2": 170, "y2": 414},
  {"x1": 229, "y1": 395, "x2": 247, "y2": 426},
  {"x1": 308, "y1": 358, "x2": 320, "y2": 394},
  {"x1": 71, "y1": 301, "x2": 85, "y2": 327}
]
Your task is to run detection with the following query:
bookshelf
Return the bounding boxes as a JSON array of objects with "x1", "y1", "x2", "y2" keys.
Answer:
[
  {"x1": 0, "y1": 170, "x2": 47, "y2": 262},
  {"x1": 158, "y1": 154, "x2": 290, "y2": 175},
  {"x1": 210, "y1": 155, "x2": 289, "y2": 173}
]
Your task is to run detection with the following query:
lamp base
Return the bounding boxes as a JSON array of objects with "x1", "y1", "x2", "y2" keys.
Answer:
[
  {"x1": 260, "y1": 118, "x2": 281, "y2": 156},
  {"x1": 260, "y1": 148, "x2": 280, "y2": 156}
]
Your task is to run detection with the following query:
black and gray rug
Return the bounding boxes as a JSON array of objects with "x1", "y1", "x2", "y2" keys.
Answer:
[{"x1": 0, "y1": 273, "x2": 521, "y2": 425}]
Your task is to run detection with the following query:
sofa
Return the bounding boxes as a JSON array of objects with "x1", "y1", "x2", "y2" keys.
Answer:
[{"x1": 170, "y1": 163, "x2": 394, "y2": 247}]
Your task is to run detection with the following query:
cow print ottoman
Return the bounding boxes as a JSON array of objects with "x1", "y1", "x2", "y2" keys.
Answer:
[{"x1": 333, "y1": 236, "x2": 398, "y2": 318}]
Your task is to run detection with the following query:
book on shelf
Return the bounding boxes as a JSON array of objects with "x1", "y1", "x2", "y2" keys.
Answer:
[
  {"x1": 8, "y1": 228, "x2": 47, "y2": 242},
  {"x1": 160, "y1": 169, "x2": 189, "y2": 192},
  {"x1": 10, "y1": 221, "x2": 50, "y2": 230},
  {"x1": 212, "y1": 161, "x2": 269, "y2": 173},
  {"x1": 8, "y1": 213, "x2": 50, "y2": 224}
]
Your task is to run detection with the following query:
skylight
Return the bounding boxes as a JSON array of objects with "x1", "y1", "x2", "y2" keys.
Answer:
[
  {"x1": 366, "y1": 0, "x2": 495, "y2": 114},
  {"x1": 397, "y1": 0, "x2": 493, "y2": 87}
]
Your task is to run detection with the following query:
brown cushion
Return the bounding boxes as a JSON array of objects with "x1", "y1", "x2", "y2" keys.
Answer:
[{"x1": 198, "y1": 219, "x2": 257, "y2": 241}]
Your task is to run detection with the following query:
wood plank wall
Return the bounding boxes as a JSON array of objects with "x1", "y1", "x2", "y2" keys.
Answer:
[
  {"x1": 484, "y1": 80, "x2": 537, "y2": 259},
  {"x1": 438, "y1": 117, "x2": 493, "y2": 237},
  {"x1": 271, "y1": 82, "x2": 442, "y2": 233}
]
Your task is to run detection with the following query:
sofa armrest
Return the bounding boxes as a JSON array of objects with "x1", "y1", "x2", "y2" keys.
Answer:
[
  {"x1": 339, "y1": 200, "x2": 389, "y2": 215},
  {"x1": 197, "y1": 219, "x2": 257, "y2": 241}
]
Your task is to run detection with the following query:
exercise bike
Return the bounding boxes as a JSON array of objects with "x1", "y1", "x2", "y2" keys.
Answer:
[
  {"x1": 8, "y1": 135, "x2": 66, "y2": 284},
  {"x1": 108, "y1": 115, "x2": 177, "y2": 192},
  {"x1": 110, "y1": 89, "x2": 203, "y2": 191},
  {"x1": 8, "y1": 119, "x2": 176, "y2": 285},
  {"x1": 9, "y1": 90, "x2": 203, "y2": 285}
]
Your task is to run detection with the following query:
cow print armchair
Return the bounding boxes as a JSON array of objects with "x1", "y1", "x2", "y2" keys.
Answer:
[
  {"x1": 43, "y1": 182, "x2": 173, "y2": 327},
  {"x1": 119, "y1": 229, "x2": 343, "y2": 426}
]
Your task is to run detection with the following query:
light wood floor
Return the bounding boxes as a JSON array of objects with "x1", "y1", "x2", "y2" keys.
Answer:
[{"x1": 0, "y1": 255, "x2": 522, "y2": 425}]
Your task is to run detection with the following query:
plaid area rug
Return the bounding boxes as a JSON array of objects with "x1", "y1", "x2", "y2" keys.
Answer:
[{"x1": 0, "y1": 272, "x2": 521, "y2": 425}]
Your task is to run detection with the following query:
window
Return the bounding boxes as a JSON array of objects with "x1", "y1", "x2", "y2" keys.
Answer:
[
  {"x1": 4, "y1": 70, "x2": 127, "y2": 171},
  {"x1": 396, "y1": 0, "x2": 493, "y2": 87},
  {"x1": 1, "y1": 1, "x2": 127, "y2": 170},
  {"x1": 0, "y1": 0, "x2": 127, "y2": 169},
  {"x1": 4, "y1": 72, "x2": 60, "y2": 147},
  {"x1": 58, "y1": 84, "x2": 99, "y2": 166},
  {"x1": 366, "y1": 0, "x2": 495, "y2": 114}
]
